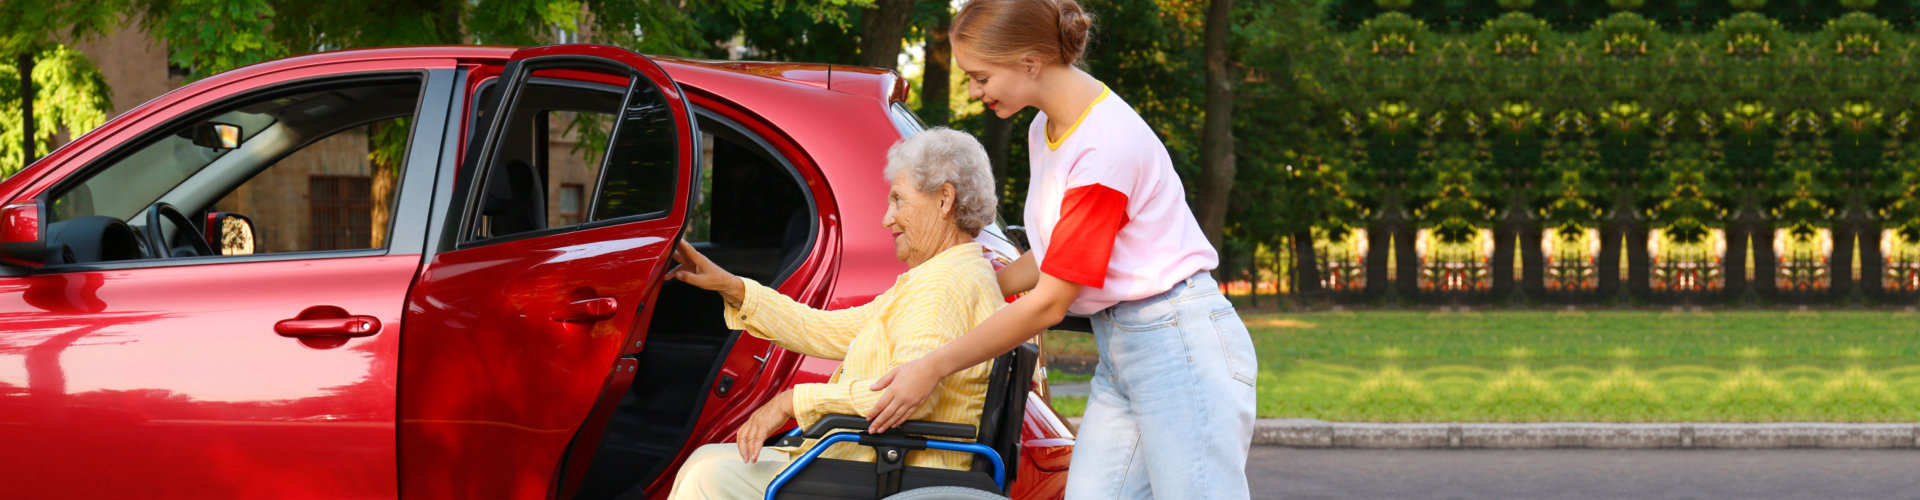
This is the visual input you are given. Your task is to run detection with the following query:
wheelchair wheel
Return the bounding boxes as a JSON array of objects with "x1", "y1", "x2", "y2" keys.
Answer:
[{"x1": 880, "y1": 486, "x2": 1011, "y2": 500}]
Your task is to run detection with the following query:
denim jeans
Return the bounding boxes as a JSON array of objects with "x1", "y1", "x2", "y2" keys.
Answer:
[{"x1": 1064, "y1": 272, "x2": 1257, "y2": 500}]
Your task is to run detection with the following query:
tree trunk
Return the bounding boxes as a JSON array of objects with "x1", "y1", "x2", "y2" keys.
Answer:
[
  {"x1": 1722, "y1": 219, "x2": 1749, "y2": 304},
  {"x1": 1753, "y1": 221, "x2": 1778, "y2": 301},
  {"x1": 983, "y1": 111, "x2": 1014, "y2": 190},
  {"x1": 370, "y1": 166, "x2": 397, "y2": 248},
  {"x1": 1627, "y1": 222, "x2": 1651, "y2": 302},
  {"x1": 1597, "y1": 224, "x2": 1622, "y2": 301},
  {"x1": 1491, "y1": 221, "x2": 1516, "y2": 301},
  {"x1": 19, "y1": 51, "x2": 35, "y2": 165},
  {"x1": 1236, "y1": 242, "x2": 1255, "y2": 307},
  {"x1": 1365, "y1": 223, "x2": 1391, "y2": 302},
  {"x1": 1394, "y1": 223, "x2": 1420, "y2": 303},
  {"x1": 858, "y1": 0, "x2": 918, "y2": 70},
  {"x1": 918, "y1": 6, "x2": 952, "y2": 126},
  {"x1": 1859, "y1": 219, "x2": 1884, "y2": 303},
  {"x1": 1194, "y1": 0, "x2": 1236, "y2": 251},
  {"x1": 1293, "y1": 229, "x2": 1321, "y2": 303},
  {"x1": 1520, "y1": 223, "x2": 1546, "y2": 298},
  {"x1": 1830, "y1": 221, "x2": 1856, "y2": 302}
]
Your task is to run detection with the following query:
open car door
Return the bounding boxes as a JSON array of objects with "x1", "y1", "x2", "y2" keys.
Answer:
[{"x1": 399, "y1": 44, "x2": 697, "y2": 499}]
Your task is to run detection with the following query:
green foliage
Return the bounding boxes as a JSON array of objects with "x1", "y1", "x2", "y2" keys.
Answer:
[
  {"x1": 152, "y1": 0, "x2": 284, "y2": 79},
  {"x1": 0, "y1": 45, "x2": 111, "y2": 176},
  {"x1": 0, "y1": 0, "x2": 125, "y2": 56}
]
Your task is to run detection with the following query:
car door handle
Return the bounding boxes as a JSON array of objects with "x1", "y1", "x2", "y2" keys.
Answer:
[
  {"x1": 552, "y1": 297, "x2": 619, "y2": 323},
  {"x1": 275, "y1": 306, "x2": 382, "y2": 338}
]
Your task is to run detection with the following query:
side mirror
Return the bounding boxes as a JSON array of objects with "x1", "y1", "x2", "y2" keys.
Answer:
[
  {"x1": 188, "y1": 122, "x2": 243, "y2": 150},
  {"x1": 206, "y1": 212, "x2": 255, "y2": 256},
  {"x1": 0, "y1": 203, "x2": 47, "y2": 268}
]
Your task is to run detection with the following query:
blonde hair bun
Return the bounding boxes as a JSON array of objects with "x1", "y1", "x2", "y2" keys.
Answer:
[
  {"x1": 1057, "y1": 1, "x2": 1093, "y2": 64},
  {"x1": 954, "y1": 0, "x2": 1097, "y2": 66}
]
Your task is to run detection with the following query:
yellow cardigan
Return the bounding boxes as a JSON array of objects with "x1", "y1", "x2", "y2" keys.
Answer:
[{"x1": 725, "y1": 242, "x2": 1003, "y2": 470}]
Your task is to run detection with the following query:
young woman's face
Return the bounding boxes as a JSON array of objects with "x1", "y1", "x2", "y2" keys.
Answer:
[{"x1": 955, "y1": 44, "x2": 1039, "y2": 119}]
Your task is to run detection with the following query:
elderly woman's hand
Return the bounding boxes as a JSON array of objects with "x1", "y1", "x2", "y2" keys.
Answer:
[
  {"x1": 736, "y1": 388, "x2": 795, "y2": 463},
  {"x1": 667, "y1": 239, "x2": 747, "y2": 306}
]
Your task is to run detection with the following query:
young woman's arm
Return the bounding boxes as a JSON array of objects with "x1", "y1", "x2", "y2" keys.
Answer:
[
  {"x1": 865, "y1": 272, "x2": 1081, "y2": 432},
  {"x1": 997, "y1": 250, "x2": 1038, "y2": 296}
]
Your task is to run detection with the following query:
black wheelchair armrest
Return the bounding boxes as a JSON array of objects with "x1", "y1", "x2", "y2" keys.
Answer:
[{"x1": 802, "y1": 413, "x2": 977, "y2": 440}]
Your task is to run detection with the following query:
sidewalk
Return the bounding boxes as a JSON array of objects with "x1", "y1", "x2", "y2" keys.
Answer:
[{"x1": 1051, "y1": 382, "x2": 1919, "y2": 449}]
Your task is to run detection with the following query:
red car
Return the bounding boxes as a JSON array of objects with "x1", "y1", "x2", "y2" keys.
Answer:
[{"x1": 0, "y1": 44, "x2": 1073, "y2": 499}]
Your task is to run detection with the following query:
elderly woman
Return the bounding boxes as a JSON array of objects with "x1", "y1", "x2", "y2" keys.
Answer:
[{"x1": 663, "y1": 128, "x2": 1003, "y2": 500}]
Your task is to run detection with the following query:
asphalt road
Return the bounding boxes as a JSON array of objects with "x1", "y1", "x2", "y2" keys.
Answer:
[{"x1": 1248, "y1": 447, "x2": 1920, "y2": 500}]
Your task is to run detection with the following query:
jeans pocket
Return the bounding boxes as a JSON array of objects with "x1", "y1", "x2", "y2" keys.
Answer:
[
  {"x1": 1209, "y1": 307, "x2": 1258, "y2": 387},
  {"x1": 1107, "y1": 297, "x2": 1177, "y2": 331}
]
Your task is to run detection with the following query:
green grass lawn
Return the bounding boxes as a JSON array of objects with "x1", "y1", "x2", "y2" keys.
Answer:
[{"x1": 1043, "y1": 310, "x2": 1920, "y2": 422}]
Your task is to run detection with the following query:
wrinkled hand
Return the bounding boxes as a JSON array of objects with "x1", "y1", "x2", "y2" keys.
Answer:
[
  {"x1": 736, "y1": 389, "x2": 794, "y2": 463},
  {"x1": 667, "y1": 239, "x2": 745, "y2": 305},
  {"x1": 866, "y1": 358, "x2": 943, "y2": 433}
]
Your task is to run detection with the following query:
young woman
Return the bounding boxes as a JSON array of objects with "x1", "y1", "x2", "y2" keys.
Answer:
[{"x1": 866, "y1": 1, "x2": 1257, "y2": 498}]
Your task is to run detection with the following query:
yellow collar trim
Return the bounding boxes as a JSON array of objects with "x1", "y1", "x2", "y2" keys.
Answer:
[{"x1": 1046, "y1": 84, "x2": 1110, "y2": 151}]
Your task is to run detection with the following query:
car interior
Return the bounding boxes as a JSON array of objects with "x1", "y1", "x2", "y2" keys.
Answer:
[
  {"x1": 41, "y1": 76, "x2": 424, "y2": 265},
  {"x1": 564, "y1": 109, "x2": 817, "y2": 500}
]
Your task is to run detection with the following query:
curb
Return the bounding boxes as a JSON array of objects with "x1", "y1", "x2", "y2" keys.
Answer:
[{"x1": 1064, "y1": 418, "x2": 1920, "y2": 449}]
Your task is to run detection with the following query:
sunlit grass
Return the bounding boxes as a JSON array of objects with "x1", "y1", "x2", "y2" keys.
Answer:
[{"x1": 1044, "y1": 310, "x2": 1920, "y2": 422}]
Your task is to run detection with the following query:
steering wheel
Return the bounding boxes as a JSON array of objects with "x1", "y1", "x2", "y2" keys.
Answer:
[{"x1": 145, "y1": 202, "x2": 215, "y2": 258}]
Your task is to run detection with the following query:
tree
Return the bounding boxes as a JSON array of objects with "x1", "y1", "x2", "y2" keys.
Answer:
[
  {"x1": 1480, "y1": 12, "x2": 1555, "y2": 302},
  {"x1": 858, "y1": 0, "x2": 916, "y2": 70},
  {"x1": 1589, "y1": 12, "x2": 1664, "y2": 304},
  {"x1": 1815, "y1": 13, "x2": 1902, "y2": 303},
  {"x1": 1710, "y1": 12, "x2": 1789, "y2": 304},
  {"x1": 1324, "y1": 12, "x2": 1437, "y2": 303},
  {"x1": 0, "y1": 45, "x2": 110, "y2": 177},
  {"x1": 0, "y1": 0, "x2": 121, "y2": 175},
  {"x1": 917, "y1": 1, "x2": 952, "y2": 126},
  {"x1": 1194, "y1": 0, "x2": 1235, "y2": 251}
]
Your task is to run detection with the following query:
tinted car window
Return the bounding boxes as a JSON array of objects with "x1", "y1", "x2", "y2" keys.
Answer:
[
  {"x1": 48, "y1": 76, "x2": 424, "y2": 262},
  {"x1": 592, "y1": 81, "x2": 678, "y2": 221},
  {"x1": 467, "y1": 75, "x2": 628, "y2": 240}
]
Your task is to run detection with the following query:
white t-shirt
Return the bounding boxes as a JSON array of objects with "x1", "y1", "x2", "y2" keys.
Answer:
[{"x1": 1025, "y1": 85, "x2": 1218, "y2": 315}]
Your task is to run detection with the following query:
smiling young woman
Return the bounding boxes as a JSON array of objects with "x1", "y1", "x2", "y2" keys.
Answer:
[{"x1": 864, "y1": 1, "x2": 1257, "y2": 499}]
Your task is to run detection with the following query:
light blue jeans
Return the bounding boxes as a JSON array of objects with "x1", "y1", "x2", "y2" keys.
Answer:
[{"x1": 1064, "y1": 272, "x2": 1256, "y2": 499}]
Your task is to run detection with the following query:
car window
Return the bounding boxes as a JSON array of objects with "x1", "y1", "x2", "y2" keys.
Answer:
[
  {"x1": 207, "y1": 115, "x2": 414, "y2": 253},
  {"x1": 591, "y1": 81, "x2": 679, "y2": 221},
  {"x1": 51, "y1": 111, "x2": 273, "y2": 223},
  {"x1": 682, "y1": 111, "x2": 814, "y2": 284},
  {"x1": 466, "y1": 69, "x2": 680, "y2": 242},
  {"x1": 889, "y1": 102, "x2": 926, "y2": 138},
  {"x1": 45, "y1": 76, "x2": 425, "y2": 263}
]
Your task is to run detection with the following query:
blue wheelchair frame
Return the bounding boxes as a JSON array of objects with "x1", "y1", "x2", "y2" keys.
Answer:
[
  {"x1": 757, "y1": 343, "x2": 1037, "y2": 500},
  {"x1": 762, "y1": 430, "x2": 1008, "y2": 500}
]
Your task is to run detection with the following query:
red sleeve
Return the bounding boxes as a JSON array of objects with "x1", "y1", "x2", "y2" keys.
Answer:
[{"x1": 1040, "y1": 184, "x2": 1129, "y2": 288}]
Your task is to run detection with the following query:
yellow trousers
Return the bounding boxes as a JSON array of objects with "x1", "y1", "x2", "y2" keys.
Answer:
[{"x1": 666, "y1": 443, "x2": 793, "y2": 500}]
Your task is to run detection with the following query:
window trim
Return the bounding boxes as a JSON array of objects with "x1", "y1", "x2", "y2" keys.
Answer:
[
  {"x1": 688, "y1": 107, "x2": 819, "y2": 286},
  {"x1": 10, "y1": 70, "x2": 447, "y2": 276},
  {"x1": 455, "y1": 62, "x2": 688, "y2": 250}
]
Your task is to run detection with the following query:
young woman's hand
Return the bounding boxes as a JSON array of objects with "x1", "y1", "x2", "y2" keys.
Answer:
[
  {"x1": 667, "y1": 239, "x2": 747, "y2": 306},
  {"x1": 865, "y1": 358, "x2": 942, "y2": 433},
  {"x1": 735, "y1": 389, "x2": 795, "y2": 463}
]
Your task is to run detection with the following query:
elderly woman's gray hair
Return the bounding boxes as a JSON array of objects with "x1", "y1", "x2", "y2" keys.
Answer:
[{"x1": 883, "y1": 127, "x2": 998, "y2": 235}]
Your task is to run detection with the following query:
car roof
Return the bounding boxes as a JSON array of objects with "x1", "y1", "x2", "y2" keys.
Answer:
[{"x1": 262, "y1": 46, "x2": 907, "y2": 106}]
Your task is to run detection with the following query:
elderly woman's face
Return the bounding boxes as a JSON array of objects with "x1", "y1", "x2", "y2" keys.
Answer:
[{"x1": 881, "y1": 171, "x2": 957, "y2": 266}]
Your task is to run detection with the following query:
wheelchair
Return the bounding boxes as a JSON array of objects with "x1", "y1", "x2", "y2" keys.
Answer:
[{"x1": 762, "y1": 343, "x2": 1041, "y2": 500}]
